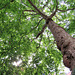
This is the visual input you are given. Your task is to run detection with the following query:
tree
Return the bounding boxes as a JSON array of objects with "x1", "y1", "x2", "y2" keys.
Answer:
[{"x1": 0, "y1": 0, "x2": 75, "y2": 75}]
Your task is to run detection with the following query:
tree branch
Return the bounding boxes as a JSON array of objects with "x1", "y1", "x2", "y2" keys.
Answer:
[
  {"x1": 30, "y1": 18, "x2": 43, "y2": 32},
  {"x1": 55, "y1": 15, "x2": 62, "y2": 21},
  {"x1": 42, "y1": 0, "x2": 49, "y2": 9},
  {"x1": 48, "y1": 0, "x2": 58, "y2": 19},
  {"x1": 37, "y1": 34, "x2": 43, "y2": 48},
  {"x1": 0, "y1": 2, "x2": 10, "y2": 10},
  {"x1": 36, "y1": 24, "x2": 47, "y2": 39},
  {"x1": 0, "y1": 0, "x2": 14, "y2": 10},
  {"x1": 55, "y1": 15, "x2": 75, "y2": 22},
  {"x1": 21, "y1": 0, "x2": 30, "y2": 7},
  {"x1": 56, "y1": 0, "x2": 58, "y2": 10},
  {"x1": 28, "y1": 0, "x2": 47, "y2": 19},
  {"x1": 23, "y1": 10, "x2": 36, "y2": 12},
  {"x1": 58, "y1": 8, "x2": 75, "y2": 12},
  {"x1": 47, "y1": 32, "x2": 51, "y2": 43}
]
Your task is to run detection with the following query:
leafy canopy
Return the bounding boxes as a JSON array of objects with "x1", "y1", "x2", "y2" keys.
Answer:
[{"x1": 0, "y1": 0, "x2": 75, "y2": 75}]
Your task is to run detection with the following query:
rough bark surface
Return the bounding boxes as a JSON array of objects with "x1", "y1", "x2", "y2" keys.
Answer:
[
  {"x1": 28, "y1": 0, "x2": 75, "y2": 73},
  {"x1": 47, "y1": 19, "x2": 75, "y2": 71}
]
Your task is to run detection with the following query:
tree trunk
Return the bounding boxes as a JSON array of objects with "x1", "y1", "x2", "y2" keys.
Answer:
[{"x1": 47, "y1": 19, "x2": 75, "y2": 71}]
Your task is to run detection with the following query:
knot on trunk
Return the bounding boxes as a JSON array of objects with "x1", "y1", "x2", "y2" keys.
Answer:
[
  {"x1": 63, "y1": 55, "x2": 71, "y2": 68},
  {"x1": 46, "y1": 18, "x2": 53, "y2": 24}
]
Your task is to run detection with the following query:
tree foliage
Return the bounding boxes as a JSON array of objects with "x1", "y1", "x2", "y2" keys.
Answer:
[{"x1": 0, "y1": 0, "x2": 75, "y2": 75}]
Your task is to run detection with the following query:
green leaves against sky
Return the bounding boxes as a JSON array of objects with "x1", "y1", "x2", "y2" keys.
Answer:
[{"x1": 0, "y1": 0, "x2": 75, "y2": 75}]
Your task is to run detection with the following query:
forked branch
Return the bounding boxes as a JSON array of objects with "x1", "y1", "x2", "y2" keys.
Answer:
[
  {"x1": 28, "y1": 0, "x2": 47, "y2": 19},
  {"x1": 48, "y1": 0, "x2": 58, "y2": 19}
]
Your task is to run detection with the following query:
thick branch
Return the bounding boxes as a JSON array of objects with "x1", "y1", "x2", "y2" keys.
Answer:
[
  {"x1": 58, "y1": 8, "x2": 75, "y2": 12},
  {"x1": 28, "y1": 0, "x2": 47, "y2": 19}
]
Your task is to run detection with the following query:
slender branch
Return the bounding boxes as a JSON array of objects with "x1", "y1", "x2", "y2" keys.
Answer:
[
  {"x1": 21, "y1": 0, "x2": 36, "y2": 13},
  {"x1": 28, "y1": 13, "x2": 37, "y2": 15},
  {"x1": 23, "y1": 10, "x2": 37, "y2": 16},
  {"x1": 30, "y1": 18, "x2": 43, "y2": 32},
  {"x1": 37, "y1": 34, "x2": 43, "y2": 48},
  {"x1": 47, "y1": 5, "x2": 55, "y2": 13},
  {"x1": 55, "y1": 15, "x2": 75, "y2": 22},
  {"x1": 47, "y1": 32, "x2": 51, "y2": 43},
  {"x1": 47, "y1": 0, "x2": 58, "y2": 13},
  {"x1": 23, "y1": 10, "x2": 36, "y2": 12},
  {"x1": 36, "y1": 24, "x2": 47, "y2": 39},
  {"x1": 0, "y1": 0, "x2": 14, "y2": 10},
  {"x1": 22, "y1": 10, "x2": 38, "y2": 17},
  {"x1": 56, "y1": 0, "x2": 58, "y2": 10},
  {"x1": 55, "y1": 15, "x2": 62, "y2": 21},
  {"x1": 48, "y1": 0, "x2": 58, "y2": 19},
  {"x1": 28, "y1": 0, "x2": 47, "y2": 19},
  {"x1": 42, "y1": 0, "x2": 49, "y2": 9},
  {"x1": 58, "y1": 8, "x2": 75, "y2": 12},
  {"x1": 52, "y1": 6, "x2": 55, "y2": 13},
  {"x1": 0, "y1": 3, "x2": 10, "y2": 10},
  {"x1": 11, "y1": 0, "x2": 14, "y2": 2},
  {"x1": 22, "y1": 13, "x2": 37, "y2": 17},
  {"x1": 25, "y1": 14, "x2": 38, "y2": 16},
  {"x1": 21, "y1": 0, "x2": 30, "y2": 7},
  {"x1": 40, "y1": 0, "x2": 49, "y2": 12}
]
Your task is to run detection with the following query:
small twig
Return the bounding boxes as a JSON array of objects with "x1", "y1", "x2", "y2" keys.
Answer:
[
  {"x1": 28, "y1": 0, "x2": 47, "y2": 19},
  {"x1": 47, "y1": 6, "x2": 51, "y2": 11},
  {"x1": 36, "y1": 24, "x2": 47, "y2": 39},
  {"x1": 0, "y1": 0, "x2": 14, "y2": 10},
  {"x1": 48, "y1": 0, "x2": 58, "y2": 19},
  {"x1": 30, "y1": 18, "x2": 43, "y2": 32},
  {"x1": 55, "y1": 15, "x2": 75, "y2": 22},
  {"x1": 22, "y1": 9, "x2": 38, "y2": 16},
  {"x1": 58, "y1": 8, "x2": 75, "y2": 12},
  {"x1": 56, "y1": 0, "x2": 58, "y2": 10},
  {"x1": 47, "y1": 32, "x2": 51, "y2": 43},
  {"x1": 11, "y1": 0, "x2": 14, "y2": 2},
  {"x1": 25, "y1": 13, "x2": 38, "y2": 16},
  {"x1": 0, "y1": 2, "x2": 10, "y2": 10},
  {"x1": 23, "y1": 10, "x2": 36, "y2": 12},
  {"x1": 55, "y1": 15, "x2": 62, "y2": 21},
  {"x1": 21, "y1": 0, "x2": 35, "y2": 12},
  {"x1": 42, "y1": 0, "x2": 49, "y2": 9},
  {"x1": 21, "y1": 0, "x2": 30, "y2": 7},
  {"x1": 52, "y1": 6, "x2": 55, "y2": 13},
  {"x1": 37, "y1": 34, "x2": 43, "y2": 48}
]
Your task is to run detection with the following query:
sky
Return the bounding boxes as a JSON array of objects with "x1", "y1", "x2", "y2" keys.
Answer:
[{"x1": 10, "y1": 0, "x2": 72, "y2": 75}]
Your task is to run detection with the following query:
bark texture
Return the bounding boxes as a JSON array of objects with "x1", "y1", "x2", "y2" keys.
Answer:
[
  {"x1": 28, "y1": 0, "x2": 75, "y2": 73},
  {"x1": 47, "y1": 19, "x2": 75, "y2": 71}
]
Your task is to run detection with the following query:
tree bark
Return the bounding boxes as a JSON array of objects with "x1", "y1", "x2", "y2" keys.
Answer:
[
  {"x1": 28, "y1": 0, "x2": 75, "y2": 73},
  {"x1": 47, "y1": 19, "x2": 75, "y2": 71}
]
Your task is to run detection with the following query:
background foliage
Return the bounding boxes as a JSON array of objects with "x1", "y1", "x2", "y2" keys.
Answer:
[{"x1": 0, "y1": 0, "x2": 75, "y2": 75}]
